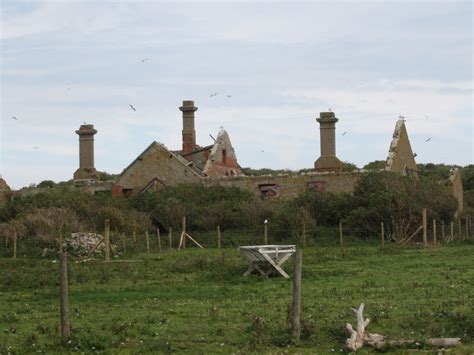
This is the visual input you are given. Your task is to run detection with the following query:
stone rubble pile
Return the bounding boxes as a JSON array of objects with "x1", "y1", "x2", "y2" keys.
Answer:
[{"x1": 66, "y1": 232, "x2": 116, "y2": 257}]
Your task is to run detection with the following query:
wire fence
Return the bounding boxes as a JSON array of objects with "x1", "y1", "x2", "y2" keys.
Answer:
[{"x1": 1, "y1": 217, "x2": 472, "y2": 259}]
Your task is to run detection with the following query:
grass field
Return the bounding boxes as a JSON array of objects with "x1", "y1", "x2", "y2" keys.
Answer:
[{"x1": 1, "y1": 241, "x2": 473, "y2": 354}]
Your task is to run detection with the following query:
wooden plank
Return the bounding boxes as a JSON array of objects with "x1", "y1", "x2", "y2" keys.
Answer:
[
  {"x1": 185, "y1": 233, "x2": 204, "y2": 249},
  {"x1": 402, "y1": 225, "x2": 423, "y2": 246},
  {"x1": 260, "y1": 253, "x2": 290, "y2": 278}
]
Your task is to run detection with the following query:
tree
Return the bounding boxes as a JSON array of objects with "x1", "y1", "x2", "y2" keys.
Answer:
[
  {"x1": 345, "y1": 172, "x2": 457, "y2": 242},
  {"x1": 363, "y1": 160, "x2": 386, "y2": 170},
  {"x1": 37, "y1": 180, "x2": 56, "y2": 188}
]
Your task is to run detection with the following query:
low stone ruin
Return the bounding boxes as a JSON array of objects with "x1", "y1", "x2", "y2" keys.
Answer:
[{"x1": 65, "y1": 232, "x2": 115, "y2": 257}]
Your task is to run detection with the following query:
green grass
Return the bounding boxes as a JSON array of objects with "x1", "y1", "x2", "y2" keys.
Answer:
[{"x1": 0, "y1": 242, "x2": 473, "y2": 354}]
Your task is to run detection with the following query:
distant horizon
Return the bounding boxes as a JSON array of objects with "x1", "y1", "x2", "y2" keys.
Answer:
[{"x1": 1, "y1": 1, "x2": 472, "y2": 189}]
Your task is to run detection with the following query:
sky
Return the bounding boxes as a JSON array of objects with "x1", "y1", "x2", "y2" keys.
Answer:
[{"x1": 1, "y1": 0, "x2": 473, "y2": 189}]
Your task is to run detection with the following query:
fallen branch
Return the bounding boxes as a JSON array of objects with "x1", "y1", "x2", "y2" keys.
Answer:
[
  {"x1": 367, "y1": 337, "x2": 461, "y2": 350},
  {"x1": 345, "y1": 303, "x2": 370, "y2": 352},
  {"x1": 345, "y1": 304, "x2": 462, "y2": 352}
]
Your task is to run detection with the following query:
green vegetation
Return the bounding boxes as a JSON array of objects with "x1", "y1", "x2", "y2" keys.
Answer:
[
  {"x1": 0, "y1": 242, "x2": 473, "y2": 353},
  {"x1": 0, "y1": 172, "x2": 464, "y2": 252}
]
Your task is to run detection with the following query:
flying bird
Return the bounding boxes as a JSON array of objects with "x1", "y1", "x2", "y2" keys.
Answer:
[
  {"x1": 129, "y1": 104, "x2": 136, "y2": 111},
  {"x1": 227, "y1": 95, "x2": 232, "y2": 98},
  {"x1": 328, "y1": 108, "x2": 332, "y2": 112},
  {"x1": 425, "y1": 138, "x2": 431, "y2": 142},
  {"x1": 425, "y1": 115, "x2": 429, "y2": 119},
  {"x1": 342, "y1": 131, "x2": 347, "y2": 136},
  {"x1": 33, "y1": 146, "x2": 39, "y2": 150},
  {"x1": 413, "y1": 153, "x2": 417, "y2": 157},
  {"x1": 141, "y1": 58, "x2": 149, "y2": 62},
  {"x1": 210, "y1": 93, "x2": 218, "y2": 97},
  {"x1": 11, "y1": 116, "x2": 18, "y2": 120}
]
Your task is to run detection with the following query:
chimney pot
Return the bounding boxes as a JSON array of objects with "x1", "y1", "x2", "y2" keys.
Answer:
[
  {"x1": 180, "y1": 100, "x2": 198, "y2": 154},
  {"x1": 74, "y1": 124, "x2": 98, "y2": 180},
  {"x1": 314, "y1": 112, "x2": 342, "y2": 172}
]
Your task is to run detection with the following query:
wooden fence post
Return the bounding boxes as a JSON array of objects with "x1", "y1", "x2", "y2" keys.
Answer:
[
  {"x1": 104, "y1": 219, "x2": 110, "y2": 262},
  {"x1": 458, "y1": 219, "x2": 462, "y2": 240},
  {"x1": 157, "y1": 229, "x2": 161, "y2": 253},
  {"x1": 422, "y1": 208, "x2": 427, "y2": 246},
  {"x1": 465, "y1": 219, "x2": 469, "y2": 240},
  {"x1": 133, "y1": 227, "x2": 137, "y2": 252},
  {"x1": 441, "y1": 221, "x2": 445, "y2": 242},
  {"x1": 217, "y1": 226, "x2": 221, "y2": 249},
  {"x1": 59, "y1": 230, "x2": 63, "y2": 253},
  {"x1": 302, "y1": 222, "x2": 306, "y2": 248},
  {"x1": 145, "y1": 230, "x2": 150, "y2": 254},
  {"x1": 13, "y1": 231, "x2": 17, "y2": 259},
  {"x1": 122, "y1": 233, "x2": 126, "y2": 253},
  {"x1": 264, "y1": 220, "x2": 268, "y2": 245},
  {"x1": 168, "y1": 227, "x2": 172, "y2": 250},
  {"x1": 291, "y1": 249, "x2": 302, "y2": 343},
  {"x1": 450, "y1": 221, "x2": 454, "y2": 241},
  {"x1": 433, "y1": 219, "x2": 437, "y2": 245},
  {"x1": 380, "y1": 222, "x2": 385, "y2": 248},
  {"x1": 59, "y1": 251, "x2": 71, "y2": 342},
  {"x1": 181, "y1": 217, "x2": 186, "y2": 249},
  {"x1": 339, "y1": 222, "x2": 344, "y2": 256}
]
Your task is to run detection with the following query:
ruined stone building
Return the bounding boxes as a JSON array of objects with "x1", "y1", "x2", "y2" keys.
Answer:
[
  {"x1": 109, "y1": 100, "x2": 243, "y2": 196},
  {"x1": 65, "y1": 100, "x2": 463, "y2": 213}
]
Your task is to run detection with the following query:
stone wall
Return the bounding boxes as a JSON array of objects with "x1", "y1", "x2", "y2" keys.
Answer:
[
  {"x1": 113, "y1": 142, "x2": 203, "y2": 195},
  {"x1": 205, "y1": 171, "x2": 363, "y2": 198}
]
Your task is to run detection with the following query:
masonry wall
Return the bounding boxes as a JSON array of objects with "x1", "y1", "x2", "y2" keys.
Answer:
[
  {"x1": 205, "y1": 171, "x2": 362, "y2": 198},
  {"x1": 113, "y1": 143, "x2": 203, "y2": 195}
]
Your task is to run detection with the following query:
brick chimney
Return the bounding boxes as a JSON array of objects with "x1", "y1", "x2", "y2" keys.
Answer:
[
  {"x1": 179, "y1": 100, "x2": 198, "y2": 154},
  {"x1": 314, "y1": 112, "x2": 342, "y2": 172},
  {"x1": 73, "y1": 124, "x2": 98, "y2": 180}
]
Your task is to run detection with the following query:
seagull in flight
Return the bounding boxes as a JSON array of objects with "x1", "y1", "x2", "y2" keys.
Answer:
[
  {"x1": 129, "y1": 104, "x2": 136, "y2": 111},
  {"x1": 141, "y1": 58, "x2": 149, "y2": 62},
  {"x1": 11, "y1": 116, "x2": 18, "y2": 120},
  {"x1": 33, "y1": 146, "x2": 39, "y2": 150},
  {"x1": 342, "y1": 131, "x2": 347, "y2": 136},
  {"x1": 227, "y1": 95, "x2": 232, "y2": 98},
  {"x1": 425, "y1": 138, "x2": 431, "y2": 142}
]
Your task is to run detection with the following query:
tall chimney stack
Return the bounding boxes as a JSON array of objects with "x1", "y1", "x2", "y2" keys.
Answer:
[
  {"x1": 73, "y1": 124, "x2": 98, "y2": 180},
  {"x1": 179, "y1": 100, "x2": 198, "y2": 154},
  {"x1": 314, "y1": 112, "x2": 342, "y2": 172}
]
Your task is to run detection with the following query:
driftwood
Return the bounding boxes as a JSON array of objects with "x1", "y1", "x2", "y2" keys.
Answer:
[
  {"x1": 368, "y1": 337, "x2": 461, "y2": 350},
  {"x1": 345, "y1": 303, "x2": 370, "y2": 352},
  {"x1": 345, "y1": 304, "x2": 461, "y2": 352}
]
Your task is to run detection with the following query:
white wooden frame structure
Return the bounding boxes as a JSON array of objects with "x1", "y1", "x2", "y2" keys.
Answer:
[{"x1": 239, "y1": 245, "x2": 296, "y2": 278}]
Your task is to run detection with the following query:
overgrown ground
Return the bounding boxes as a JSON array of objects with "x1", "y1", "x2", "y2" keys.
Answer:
[{"x1": 1, "y1": 241, "x2": 473, "y2": 354}]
